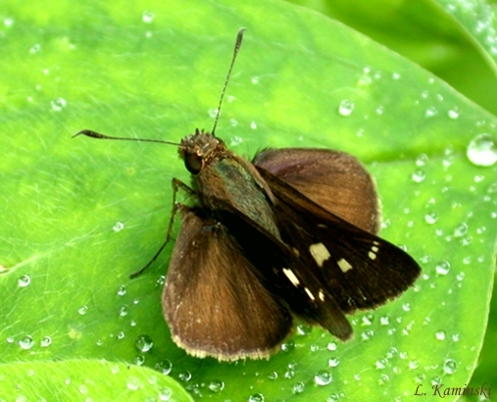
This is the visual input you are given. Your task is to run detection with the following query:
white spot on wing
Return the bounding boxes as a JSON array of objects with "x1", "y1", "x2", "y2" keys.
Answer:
[
  {"x1": 283, "y1": 268, "x2": 300, "y2": 287},
  {"x1": 304, "y1": 287, "x2": 315, "y2": 300},
  {"x1": 337, "y1": 258, "x2": 353, "y2": 273},
  {"x1": 309, "y1": 243, "x2": 331, "y2": 267},
  {"x1": 368, "y1": 250, "x2": 377, "y2": 260},
  {"x1": 318, "y1": 289, "x2": 325, "y2": 301}
]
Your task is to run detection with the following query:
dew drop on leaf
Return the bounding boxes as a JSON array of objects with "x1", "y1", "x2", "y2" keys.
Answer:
[
  {"x1": 135, "y1": 334, "x2": 153, "y2": 353},
  {"x1": 338, "y1": 100, "x2": 354, "y2": 116},
  {"x1": 467, "y1": 133, "x2": 497, "y2": 166},
  {"x1": 19, "y1": 335, "x2": 34, "y2": 350},
  {"x1": 443, "y1": 359, "x2": 458, "y2": 374},
  {"x1": 315, "y1": 370, "x2": 332, "y2": 386},
  {"x1": 18, "y1": 275, "x2": 30, "y2": 288}
]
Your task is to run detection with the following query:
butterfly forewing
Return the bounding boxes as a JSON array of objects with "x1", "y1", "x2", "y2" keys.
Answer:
[
  {"x1": 163, "y1": 205, "x2": 293, "y2": 361},
  {"x1": 254, "y1": 163, "x2": 421, "y2": 314}
]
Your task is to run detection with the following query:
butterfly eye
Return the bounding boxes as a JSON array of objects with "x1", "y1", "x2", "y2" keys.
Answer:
[{"x1": 184, "y1": 152, "x2": 204, "y2": 175}]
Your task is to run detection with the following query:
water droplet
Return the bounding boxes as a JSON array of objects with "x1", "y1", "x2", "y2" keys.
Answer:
[
  {"x1": 208, "y1": 380, "x2": 224, "y2": 393},
  {"x1": 378, "y1": 374, "x2": 389, "y2": 385},
  {"x1": 178, "y1": 371, "x2": 191, "y2": 382},
  {"x1": 375, "y1": 105, "x2": 384, "y2": 115},
  {"x1": 159, "y1": 387, "x2": 172, "y2": 401},
  {"x1": 402, "y1": 303, "x2": 411, "y2": 312},
  {"x1": 78, "y1": 305, "x2": 88, "y2": 315},
  {"x1": 409, "y1": 360, "x2": 419, "y2": 369},
  {"x1": 380, "y1": 316, "x2": 390, "y2": 325},
  {"x1": 134, "y1": 355, "x2": 145, "y2": 365},
  {"x1": 296, "y1": 323, "x2": 312, "y2": 335},
  {"x1": 361, "y1": 330, "x2": 374, "y2": 341},
  {"x1": 448, "y1": 108, "x2": 459, "y2": 119},
  {"x1": 435, "y1": 330, "x2": 446, "y2": 340},
  {"x1": 51, "y1": 97, "x2": 67, "y2": 111},
  {"x1": 29, "y1": 44, "x2": 41, "y2": 54},
  {"x1": 156, "y1": 275, "x2": 166, "y2": 287},
  {"x1": 142, "y1": 10, "x2": 155, "y2": 23},
  {"x1": 117, "y1": 331, "x2": 125, "y2": 340},
  {"x1": 314, "y1": 370, "x2": 332, "y2": 386},
  {"x1": 361, "y1": 313, "x2": 373, "y2": 326},
  {"x1": 327, "y1": 342, "x2": 337, "y2": 351},
  {"x1": 456, "y1": 272, "x2": 465, "y2": 281},
  {"x1": 415, "y1": 154, "x2": 428, "y2": 166},
  {"x1": 250, "y1": 121, "x2": 257, "y2": 129},
  {"x1": 467, "y1": 133, "x2": 497, "y2": 166},
  {"x1": 19, "y1": 336, "x2": 34, "y2": 350},
  {"x1": 229, "y1": 136, "x2": 242, "y2": 146},
  {"x1": 79, "y1": 384, "x2": 88, "y2": 394},
  {"x1": 328, "y1": 357, "x2": 340, "y2": 367},
  {"x1": 40, "y1": 336, "x2": 52, "y2": 347},
  {"x1": 119, "y1": 305, "x2": 129, "y2": 317},
  {"x1": 424, "y1": 212, "x2": 438, "y2": 224},
  {"x1": 338, "y1": 100, "x2": 354, "y2": 116},
  {"x1": 411, "y1": 169, "x2": 426, "y2": 183},
  {"x1": 248, "y1": 393, "x2": 264, "y2": 402},
  {"x1": 18, "y1": 275, "x2": 31, "y2": 288},
  {"x1": 280, "y1": 340, "x2": 295, "y2": 353},
  {"x1": 113, "y1": 221, "x2": 124, "y2": 232},
  {"x1": 425, "y1": 106, "x2": 438, "y2": 117},
  {"x1": 452, "y1": 333, "x2": 460, "y2": 342},
  {"x1": 443, "y1": 359, "x2": 457, "y2": 374},
  {"x1": 155, "y1": 360, "x2": 172, "y2": 375},
  {"x1": 117, "y1": 285, "x2": 127, "y2": 296},
  {"x1": 435, "y1": 261, "x2": 450, "y2": 275},
  {"x1": 127, "y1": 376, "x2": 141, "y2": 390},
  {"x1": 375, "y1": 359, "x2": 387, "y2": 369},
  {"x1": 135, "y1": 334, "x2": 153, "y2": 352},
  {"x1": 292, "y1": 382, "x2": 305, "y2": 394},
  {"x1": 453, "y1": 223, "x2": 468, "y2": 237},
  {"x1": 4, "y1": 17, "x2": 14, "y2": 27},
  {"x1": 392, "y1": 72, "x2": 401, "y2": 80}
]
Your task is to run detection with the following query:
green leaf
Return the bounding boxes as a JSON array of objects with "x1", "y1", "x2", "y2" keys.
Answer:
[
  {"x1": 0, "y1": 360, "x2": 194, "y2": 401},
  {"x1": 1, "y1": 0, "x2": 496, "y2": 401}
]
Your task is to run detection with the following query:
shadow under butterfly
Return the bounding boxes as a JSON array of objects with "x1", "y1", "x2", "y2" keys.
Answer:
[{"x1": 74, "y1": 28, "x2": 421, "y2": 361}]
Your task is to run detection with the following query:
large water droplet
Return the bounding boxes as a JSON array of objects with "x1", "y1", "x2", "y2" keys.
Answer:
[
  {"x1": 435, "y1": 330, "x2": 446, "y2": 341},
  {"x1": 424, "y1": 212, "x2": 438, "y2": 224},
  {"x1": 135, "y1": 334, "x2": 153, "y2": 352},
  {"x1": 467, "y1": 134, "x2": 497, "y2": 166},
  {"x1": 338, "y1": 100, "x2": 354, "y2": 116},
  {"x1": 453, "y1": 223, "x2": 468, "y2": 237}
]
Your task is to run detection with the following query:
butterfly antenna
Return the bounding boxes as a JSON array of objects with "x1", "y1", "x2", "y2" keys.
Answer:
[{"x1": 211, "y1": 28, "x2": 245, "y2": 136}]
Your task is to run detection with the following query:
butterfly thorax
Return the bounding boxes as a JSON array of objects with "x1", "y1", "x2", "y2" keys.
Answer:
[{"x1": 179, "y1": 129, "x2": 281, "y2": 239}]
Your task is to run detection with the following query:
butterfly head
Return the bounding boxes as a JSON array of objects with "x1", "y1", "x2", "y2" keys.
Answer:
[{"x1": 179, "y1": 128, "x2": 227, "y2": 175}]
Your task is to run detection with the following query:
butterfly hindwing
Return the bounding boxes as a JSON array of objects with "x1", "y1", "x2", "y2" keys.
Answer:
[
  {"x1": 253, "y1": 148, "x2": 379, "y2": 233},
  {"x1": 163, "y1": 205, "x2": 293, "y2": 360}
]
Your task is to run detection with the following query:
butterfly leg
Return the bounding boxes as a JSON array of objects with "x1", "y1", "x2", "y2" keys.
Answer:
[{"x1": 129, "y1": 178, "x2": 196, "y2": 278}]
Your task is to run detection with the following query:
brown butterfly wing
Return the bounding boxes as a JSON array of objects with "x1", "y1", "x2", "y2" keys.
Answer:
[
  {"x1": 162, "y1": 205, "x2": 293, "y2": 360},
  {"x1": 253, "y1": 148, "x2": 379, "y2": 234}
]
